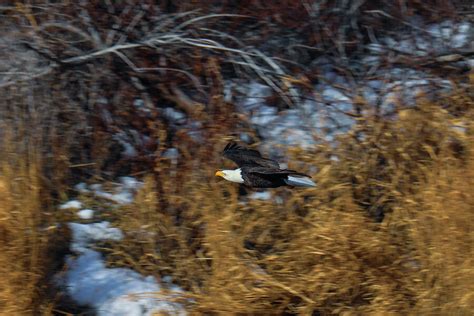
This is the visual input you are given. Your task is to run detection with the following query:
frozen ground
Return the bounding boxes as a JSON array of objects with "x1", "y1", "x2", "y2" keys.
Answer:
[
  {"x1": 118, "y1": 21, "x2": 472, "y2": 162},
  {"x1": 58, "y1": 178, "x2": 186, "y2": 316},
  {"x1": 52, "y1": 19, "x2": 471, "y2": 316},
  {"x1": 227, "y1": 21, "x2": 472, "y2": 154}
]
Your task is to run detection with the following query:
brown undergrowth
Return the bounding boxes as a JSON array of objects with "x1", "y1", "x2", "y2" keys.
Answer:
[
  {"x1": 0, "y1": 91, "x2": 472, "y2": 314},
  {"x1": 0, "y1": 85, "x2": 80, "y2": 314},
  {"x1": 0, "y1": 81, "x2": 472, "y2": 314},
  {"x1": 0, "y1": 129, "x2": 53, "y2": 314},
  {"x1": 1, "y1": 2, "x2": 472, "y2": 314},
  {"x1": 107, "y1": 92, "x2": 474, "y2": 314}
]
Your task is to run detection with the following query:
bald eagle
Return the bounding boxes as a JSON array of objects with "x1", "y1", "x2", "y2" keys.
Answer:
[{"x1": 215, "y1": 142, "x2": 316, "y2": 188}]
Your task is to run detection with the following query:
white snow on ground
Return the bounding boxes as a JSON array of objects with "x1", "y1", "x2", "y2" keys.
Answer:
[
  {"x1": 69, "y1": 222, "x2": 123, "y2": 253},
  {"x1": 381, "y1": 21, "x2": 472, "y2": 55},
  {"x1": 247, "y1": 192, "x2": 284, "y2": 204},
  {"x1": 57, "y1": 20, "x2": 469, "y2": 316},
  {"x1": 248, "y1": 191, "x2": 272, "y2": 200},
  {"x1": 75, "y1": 182, "x2": 89, "y2": 193},
  {"x1": 77, "y1": 209, "x2": 94, "y2": 219},
  {"x1": 162, "y1": 147, "x2": 179, "y2": 160},
  {"x1": 66, "y1": 249, "x2": 185, "y2": 316},
  {"x1": 232, "y1": 21, "x2": 471, "y2": 151},
  {"x1": 233, "y1": 81, "x2": 353, "y2": 149},
  {"x1": 88, "y1": 177, "x2": 143, "y2": 205},
  {"x1": 163, "y1": 107, "x2": 187, "y2": 124},
  {"x1": 120, "y1": 176, "x2": 142, "y2": 191},
  {"x1": 60, "y1": 178, "x2": 186, "y2": 316},
  {"x1": 112, "y1": 131, "x2": 153, "y2": 159},
  {"x1": 113, "y1": 132, "x2": 138, "y2": 157},
  {"x1": 60, "y1": 200, "x2": 83, "y2": 210}
]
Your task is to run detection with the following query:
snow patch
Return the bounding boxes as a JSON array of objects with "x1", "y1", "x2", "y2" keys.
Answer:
[
  {"x1": 120, "y1": 177, "x2": 142, "y2": 191},
  {"x1": 60, "y1": 200, "x2": 83, "y2": 210},
  {"x1": 75, "y1": 182, "x2": 89, "y2": 193},
  {"x1": 61, "y1": 178, "x2": 186, "y2": 315},
  {"x1": 249, "y1": 191, "x2": 272, "y2": 201},
  {"x1": 69, "y1": 222, "x2": 123, "y2": 253},
  {"x1": 65, "y1": 249, "x2": 184, "y2": 316},
  {"x1": 113, "y1": 132, "x2": 138, "y2": 157},
  {"x1": 90, "y1": 179, "x2": 142, "y2": 205},
  {"x1": 380, "y1": 21, "x2": 472, "y2": 56},
  {"x1": 77, "y1": 209, "x2": 94, "y2": 220},
  {"x1": 163, "y1": 107, "x2": 186, "y2": 124},
  {"x1": 162, "y1": 148, "x2": 179, "y2": 160}
]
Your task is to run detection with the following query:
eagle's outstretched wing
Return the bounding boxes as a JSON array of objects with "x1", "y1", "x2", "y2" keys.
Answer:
[{"x1": 222, "y1": 142, "x2": 280, "y2": 168}]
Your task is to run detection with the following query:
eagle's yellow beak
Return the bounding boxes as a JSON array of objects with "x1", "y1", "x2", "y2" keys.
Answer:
[{"x1": 215, "y1": 170, "x2": 225, "y2": 178}]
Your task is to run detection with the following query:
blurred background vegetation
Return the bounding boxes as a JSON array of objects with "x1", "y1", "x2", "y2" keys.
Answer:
[{"x1": 0, "y1": 1, "x2": 473, "y2": 315}]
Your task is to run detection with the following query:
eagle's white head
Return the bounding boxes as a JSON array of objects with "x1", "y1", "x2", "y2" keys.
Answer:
[{"x1": 215, "y1": 168, "x2": 244, "y2": 183}]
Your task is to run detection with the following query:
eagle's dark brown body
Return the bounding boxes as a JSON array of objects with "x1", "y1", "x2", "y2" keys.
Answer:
[{"x1": 217, "y1": 142, "x2": 315, "y2": 188}]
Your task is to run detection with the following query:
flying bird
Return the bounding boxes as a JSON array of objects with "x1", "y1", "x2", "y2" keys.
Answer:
[{"x1": 215, "y1": 142, "x2": 316, "y2": 188}]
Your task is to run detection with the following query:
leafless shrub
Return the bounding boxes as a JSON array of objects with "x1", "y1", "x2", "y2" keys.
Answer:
[
  {"x1": 109, "y1": 91, "x2": 474, "y2": 314},
  {"x1": 0, "y1": 1, "x2": 472, "y2": 314}
]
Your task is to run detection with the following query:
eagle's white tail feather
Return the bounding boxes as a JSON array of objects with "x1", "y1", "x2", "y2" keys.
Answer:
[{"x1": 285, "y1": 176, "x2": 316, "y2": 187}]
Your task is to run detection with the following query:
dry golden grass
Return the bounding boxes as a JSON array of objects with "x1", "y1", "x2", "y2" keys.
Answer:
[
  {"x1": 0, "y1": 122, "x2": 72, "y2": 314},
  {"x1": 0, "y1": 73, "x2": 471, "y2": 314},
  {"x1": 108, "y1": 92, "x2": 474, "y2": 315},
  {"x1": 0, "y1": 130, "x2": 49, "y2": 314},
  {"x1": 409, "y1": 137, "x2": 474, "y2": 315},
  {"x1": 1, "y1": 4, "x2": 471, "y2": 314}
]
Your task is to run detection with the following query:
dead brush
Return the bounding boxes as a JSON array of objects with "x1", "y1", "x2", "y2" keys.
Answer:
[
  {"x1": 408, "y1": 110, "x2": 474, "y2": 315},
  {"x1": 0, "y1": 128, "x2": 51, "y2": 314},
  {"x1": 52, "y1": 66, "x2": 474, "y2": 316},
  {"x1": 0, "y1": 80, "x2": 87, "y2": 314},
  {"x1": 109, "y1": 89, "x2": 474, "y2": 314}
]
